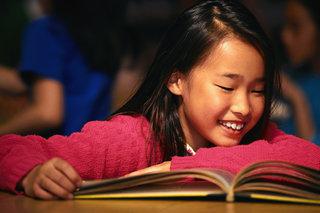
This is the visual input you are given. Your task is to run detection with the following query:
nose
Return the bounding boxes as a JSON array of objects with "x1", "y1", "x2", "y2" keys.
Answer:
[{"x1": 230, "y1": 92, "x2": 251, "y2": 118}]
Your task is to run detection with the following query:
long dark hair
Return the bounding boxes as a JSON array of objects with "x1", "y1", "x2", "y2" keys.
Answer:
[{"x1": 115, "y1": 0, "x2": 280, "y2": 161}]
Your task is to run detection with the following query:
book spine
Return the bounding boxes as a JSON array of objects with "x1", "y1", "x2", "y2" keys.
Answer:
[{"x1": 226, "y1": 191, "x2": 234, "y2": 202}]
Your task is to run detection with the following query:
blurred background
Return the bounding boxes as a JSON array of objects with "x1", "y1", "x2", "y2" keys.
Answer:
[{"x1": 0, "y1": 0, "x2": 319, "y2": 145}]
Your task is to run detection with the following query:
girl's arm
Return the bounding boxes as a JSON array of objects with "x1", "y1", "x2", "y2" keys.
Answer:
[
  {"x1": 0, "y1": 115, "x2": 161, "y2": 198},
  {"x1": 171, "y1": 132, "x2": 320, "y2": 174},
  {"x1": 0, "y1": 127, "x2": 106, "y2": 196},
  {"x1": 128, "y1": 124, "x2": 320, "y2": 176}
]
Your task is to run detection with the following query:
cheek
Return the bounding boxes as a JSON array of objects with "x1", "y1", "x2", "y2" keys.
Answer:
[
  {"x1": 252, "y1": 97, "x2": 265, "y2": 121},
  {"x1": 190, "y1": 84, "x2": 224, "y2": 112},
  {"x1": 185, "y1": 90, "x2": 228, "y2": 127},
  {"x1": 197, "y1": 91, "x2": 228, "y2": 116}
]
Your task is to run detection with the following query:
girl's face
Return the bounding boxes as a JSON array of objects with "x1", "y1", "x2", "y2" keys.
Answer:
[
  {"x1": 282, "y1": 0, "x2": 318, "y2": 65},
  {"x1": 168, "y1": 38, "x2": 265, "y2": 149}
]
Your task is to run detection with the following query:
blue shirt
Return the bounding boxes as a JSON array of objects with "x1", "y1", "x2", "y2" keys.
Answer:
[
  {"x1": 275, "y1": 67, "x2": 320, "y2": 145},
  {"x1": 20, "y1": 16, "x2": 112, "y2": 135}
]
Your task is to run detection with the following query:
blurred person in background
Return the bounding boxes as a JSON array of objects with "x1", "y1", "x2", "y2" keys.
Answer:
[
  {"x1": 0, "y1": 0, "x2": 126, "y2": 137},
  {"x1": 272, "y1": 0, "x2": 320, "y2": 145},
  {"x1": 111, "y1": 0, "x2": 196, "y2": 111},
  {"x1": 0, "y1": 0, "x2": 28, "y2": 124}
]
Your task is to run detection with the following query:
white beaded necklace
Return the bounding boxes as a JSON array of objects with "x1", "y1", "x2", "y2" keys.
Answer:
[{"x1": 185, "y1": 143, "x2": 196, "y2": 156}]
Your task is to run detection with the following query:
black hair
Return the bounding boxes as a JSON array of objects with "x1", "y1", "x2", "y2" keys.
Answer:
[
  {"x1": 52, "y1": 0, "x2": 127, "y2": 75},
  {"x1": 115, "y1": 0, "x2": 280, "y2": 161}
]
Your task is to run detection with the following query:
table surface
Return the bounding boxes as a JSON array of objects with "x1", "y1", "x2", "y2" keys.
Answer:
[{"x1": 1, "y1": 191, "x2": 319, "y2": 213}]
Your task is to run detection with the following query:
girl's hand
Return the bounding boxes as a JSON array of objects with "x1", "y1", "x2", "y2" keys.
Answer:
[
  {"x1": 125, "y1": 161, "x2": 171, "y2": 177},
  {"x1": 21, "y1": 157, "x2": 82, "y2": 200}
]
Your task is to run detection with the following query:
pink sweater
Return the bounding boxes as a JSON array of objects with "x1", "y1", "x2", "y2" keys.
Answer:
[{"x1": 0, "y1": 115, "x2": 319, "y2": 193}]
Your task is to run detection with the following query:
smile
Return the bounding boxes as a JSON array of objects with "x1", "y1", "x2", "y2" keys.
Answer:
[{"x1": 219, "y1": 121, "x2": 245, "y2": 131}]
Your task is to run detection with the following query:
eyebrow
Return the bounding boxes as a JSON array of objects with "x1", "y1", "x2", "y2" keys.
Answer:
[{"x1": 220, "y1": 73, "x2": 265, "y2": 82}]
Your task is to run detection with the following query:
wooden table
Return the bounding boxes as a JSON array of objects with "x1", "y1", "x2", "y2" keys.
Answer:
[{"x1": 0, "y1": 191, "x2": 319, "y2": 213}]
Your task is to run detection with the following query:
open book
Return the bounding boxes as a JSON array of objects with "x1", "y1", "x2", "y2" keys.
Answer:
[{"x1": 74, "y1": 161, "x2": 320, "y2": 205}]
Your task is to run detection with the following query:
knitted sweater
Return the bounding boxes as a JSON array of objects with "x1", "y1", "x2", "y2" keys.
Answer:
[{"x1": 0, "y1": 115, "x2": 319, "y2": 193}]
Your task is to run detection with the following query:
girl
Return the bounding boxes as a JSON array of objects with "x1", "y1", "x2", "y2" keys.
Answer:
[{"x1": 0, "y1": 0, "x2": 319, "y2": 200}]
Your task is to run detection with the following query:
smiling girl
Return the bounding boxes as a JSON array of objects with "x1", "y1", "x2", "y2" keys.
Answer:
[{"x1": 0, "y1": 0, "x2": 319, "y2": 200}]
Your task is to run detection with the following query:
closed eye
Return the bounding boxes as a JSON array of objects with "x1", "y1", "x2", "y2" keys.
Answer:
[
  {"x1": 252, "y1": 90, "x2": 264, "y2": 93},
  {"x1": 252, "y1": 87, "x2": 265, "y2": 94},
  {"x1": 215, "y1": 84, "x2": 234, "y2": 92},
  {"x1": 252, "y1": 89, "x2": 265, "y2": 96}
]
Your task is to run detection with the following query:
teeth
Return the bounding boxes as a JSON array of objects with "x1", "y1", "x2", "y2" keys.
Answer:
[{"x1": 220, "y1": 121, "x2": 244, "y2": 131}]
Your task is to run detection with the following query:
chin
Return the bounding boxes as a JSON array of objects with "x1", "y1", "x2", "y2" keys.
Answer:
[
  {"x1": 211, "y1": 138, "x2": 241, "y2": 147},
  {"x1": 219, "y1": 143, "x2": 240, "y2": 147}
]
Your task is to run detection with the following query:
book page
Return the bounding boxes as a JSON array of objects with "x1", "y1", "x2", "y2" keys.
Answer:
[
  {"x1": 75, "y1": 169, "x2": 234, "y2": 196},
  {"x1": 231, "y1": 161, "x2": 320, "y2": 202},
  {"x1": 75, "y1": 181, "x2": 226, "y2": 199}
]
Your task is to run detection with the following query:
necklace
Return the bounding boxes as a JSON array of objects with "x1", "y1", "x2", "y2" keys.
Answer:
[{"x1": 185, "y1": 143, "x2": 196, "y2": 156}]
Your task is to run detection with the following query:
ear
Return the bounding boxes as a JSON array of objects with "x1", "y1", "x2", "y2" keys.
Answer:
[{"x1": 167, "y1": 71, "x2": 185, "y2": 95}]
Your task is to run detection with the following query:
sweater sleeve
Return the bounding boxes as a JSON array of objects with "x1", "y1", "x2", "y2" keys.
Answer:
[
  {"x1": 171, "y1": 125, "x2": 320, "y2": 174},
  {"x1": 0, "y1": 115, "x2": 162, "y2": 193}
]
